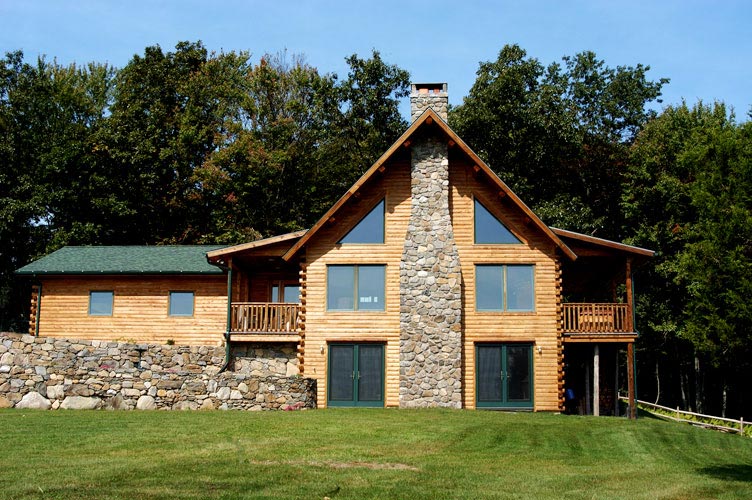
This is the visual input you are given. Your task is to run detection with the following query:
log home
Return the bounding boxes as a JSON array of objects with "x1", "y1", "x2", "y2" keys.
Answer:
[{"x1": 18, "y1": 83, "x2": 653, "y2": 414}]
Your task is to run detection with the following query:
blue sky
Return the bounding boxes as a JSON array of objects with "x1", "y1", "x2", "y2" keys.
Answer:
[{"x1": 1, "y1": 0, "x2": 750, "y2": 120}]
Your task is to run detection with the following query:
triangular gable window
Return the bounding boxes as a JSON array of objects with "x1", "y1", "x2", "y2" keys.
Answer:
[
  {"x1": 339, "y1": 199, "x2": 385, "y2": 244},
  {"x1": 474, "y1": 198, "x2": 521, "y2": 244}
]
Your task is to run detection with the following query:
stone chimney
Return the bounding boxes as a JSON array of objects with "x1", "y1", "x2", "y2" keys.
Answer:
[
  {"x1": 399, "y1": 82, "x2": 462, "y2": 408},
  {"x1": 410, "y1": 83, "x2": 448, "y2": 122}
]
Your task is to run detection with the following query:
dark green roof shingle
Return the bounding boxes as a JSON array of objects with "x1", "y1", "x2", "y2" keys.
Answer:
[{"x1": 16, "y1": 246, "x2": 226, "y2": 275}]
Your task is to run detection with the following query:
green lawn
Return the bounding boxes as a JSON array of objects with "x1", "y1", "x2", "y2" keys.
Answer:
[{"x1": 1, "y1": 408, "x2": 750, "y2": 499}]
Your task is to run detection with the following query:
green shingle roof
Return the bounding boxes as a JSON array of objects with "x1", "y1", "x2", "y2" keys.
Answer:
[{"x1": 16, "y1": 246, "x2": 226, "y2": 275}]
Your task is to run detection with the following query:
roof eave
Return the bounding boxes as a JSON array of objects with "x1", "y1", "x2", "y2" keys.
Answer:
[{"x1": 550, "y1": 227, "x2": 655, "y2": 257}]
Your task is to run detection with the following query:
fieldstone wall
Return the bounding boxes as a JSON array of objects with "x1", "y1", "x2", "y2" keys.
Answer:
[
  {"x1": 399, "y1": 133, "x2": 463, "y2": 408},
  {"x1": 0, "y1": 333, "x2": 315, "y2": 411}
]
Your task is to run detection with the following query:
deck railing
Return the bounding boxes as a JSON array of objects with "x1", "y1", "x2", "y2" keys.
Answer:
[
  {"x1": 562, "y1": 303, "x2": 632, "y2": 333},
  {"x1": 230, "y1": 302, "x2": 300, "y2": 334}
]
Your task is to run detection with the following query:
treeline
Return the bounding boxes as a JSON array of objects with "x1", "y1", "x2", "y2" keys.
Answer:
[
  {"x1": 1, "y1": 42, "x2": 750, "y2": 418},
  {"x1": 0, "y1": 41, "x2": 410, "y2": 327}
]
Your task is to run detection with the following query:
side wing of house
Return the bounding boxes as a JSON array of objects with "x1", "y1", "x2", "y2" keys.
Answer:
[{"x1": 17, "y1": 246, "x2": 228, "y2": 345}]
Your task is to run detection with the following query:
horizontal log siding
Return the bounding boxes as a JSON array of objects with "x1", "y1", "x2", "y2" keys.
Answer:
[
  {"x1": 37, "y1": 275, "x2": 227, "y2": 345},
  {"x1": 450, "y1": 156, "x2": 561, "y2": 411},
  {"x1": 304, "y1": 155, "x2": 411, "y2": 407}
]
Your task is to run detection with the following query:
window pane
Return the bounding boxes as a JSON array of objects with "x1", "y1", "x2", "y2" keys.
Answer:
[
  {"x1": 474, "y1": 199, "x2": 521, "y2": 244},
  {"x1": 476, "y1": 265, "x2": 503, "y2": 311},
  {"x1": 283, "y1": 285, "x2": 300, "y2": 303},
  {"x1": 477, "y1": 346, "x2": 502, "y2": 402},
  {"x1": 357, "y1": 345, "x2": 383, "y2": 401},
  {"x1": 89, "y1": 291, "x2": 113, "y2": 316},
  {"x1": 506, "y1": 345, "x2": 532, "y2": 402},
  {"x1": 169, "y1": 292, "x2": 194, "y2": 316},
  {"x1": 340, "y1": 199, "x2": 385, "y2": 244},
  {"x1": 271, "y1": 285, "x2": 279, "y2": 302},
  {"x1": 357, "y1": 265, "x2": 385, "y2": 311},
  {"x1": 327, "y1": 266, "x2": 355, "y2": 310},
  {"x1": 506, "y1": 265, "x2": 535, "y2": 311},
  {"x1": 329, "y1": 345, "x2": 354, "y2": 402}
]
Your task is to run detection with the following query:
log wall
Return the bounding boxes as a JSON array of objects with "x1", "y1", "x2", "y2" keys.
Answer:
[
  {"x1": 36, "y1": 275, "x2": 227, "y2": 345},
  {"x1": 450, "y1": 154, "x2": 561, "y2": 411}
]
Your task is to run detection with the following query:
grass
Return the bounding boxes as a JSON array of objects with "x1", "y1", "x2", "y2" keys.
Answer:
[{"x1": 1, "y1": 408, "x2": 751, "y2": 499}]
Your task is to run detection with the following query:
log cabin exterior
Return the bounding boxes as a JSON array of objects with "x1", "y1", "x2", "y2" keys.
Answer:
[{"x1": 18, "y1": 83, "x2": 653, "y2": 414}]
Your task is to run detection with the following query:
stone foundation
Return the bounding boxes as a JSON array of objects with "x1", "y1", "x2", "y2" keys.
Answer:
[{"x1": 0, "y1": 333, "x2": 315, "y2": 411}]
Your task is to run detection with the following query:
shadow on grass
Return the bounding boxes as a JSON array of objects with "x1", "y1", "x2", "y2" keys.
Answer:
[{"x1": 698, "y1": 464, "x2": 752, "y2": 483}]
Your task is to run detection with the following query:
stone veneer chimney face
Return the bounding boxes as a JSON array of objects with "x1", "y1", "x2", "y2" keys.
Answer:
[
  {"x1": 399, "y1": 128, "x2": 463, "y2": 408},
  {"x1": 410, "y1": 83, "x2": 448, "y2": 122}
]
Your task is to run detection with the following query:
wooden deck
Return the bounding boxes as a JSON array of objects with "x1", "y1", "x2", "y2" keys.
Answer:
[
  {"x1": 230, "y1": 302, "x2": 300, "y2": 336},
  {"x1": 562, "y1": 303, "x2": 636, "y2": 342}
]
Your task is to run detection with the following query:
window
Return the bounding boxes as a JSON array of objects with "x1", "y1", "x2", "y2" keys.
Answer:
[
  {"x1": 474, "y1": 199, "x2": 521, "y2": 244},
  {"x1": 327, "y1": 265, "x2": 385, "y2": 311},
  {"x1": 271, "y1": 283, "x2": 301, "y2": 303},
  {"x1": 339, "y1": 199, "x2": 385, "y2": 244},
  {"x1": 89, "y1": 291, "x2": 113, "y2": 316},
  {"x1": 169, "y1": 291, "x2": 194, "y2": 316},
  {"x1": 475, "y1": 265, "x2": 534, "y2": 311}
]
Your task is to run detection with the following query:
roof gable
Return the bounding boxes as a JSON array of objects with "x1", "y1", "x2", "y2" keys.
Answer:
[
  {"x1": 283, "y1": 109, "x2": 576, "y2": 261},
  {"x1": 16, "y1": 246, "x2": 225, "y2": 276}
]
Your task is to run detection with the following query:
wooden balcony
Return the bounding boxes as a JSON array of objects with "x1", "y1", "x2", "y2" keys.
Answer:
[
  {"x1": 230, "y1": 302, "x2": 300, "y2": 340},
  {"x1": 562, "y1": 303, "x2": 635, "y2": 342}
]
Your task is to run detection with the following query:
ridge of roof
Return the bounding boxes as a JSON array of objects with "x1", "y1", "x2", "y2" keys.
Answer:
[
  {"x1": 282, "y1": 108, "x2": 577, "y2": 261},
  {"x1": 16, "y1": 245, "x2": 226, "y2": 276}
]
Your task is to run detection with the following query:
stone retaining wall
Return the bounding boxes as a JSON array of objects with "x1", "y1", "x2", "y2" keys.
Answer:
[{"x1": 0, "y1": 333, "x2": 315, "y2": 411}]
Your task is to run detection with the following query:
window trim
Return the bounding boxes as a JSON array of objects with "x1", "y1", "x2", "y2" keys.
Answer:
[
  {"x1": 326, "y1": 264, "x2": 386, "y2": 312},
  {"x1": 475, "y1": 264, "x2": 535, "y2": 312},
  {"x1": 168, "y1": 290, "x2": 195, "y2": 317},
  {"x1": 88, "y1": 290, "x2": 114, "y2": 316}
]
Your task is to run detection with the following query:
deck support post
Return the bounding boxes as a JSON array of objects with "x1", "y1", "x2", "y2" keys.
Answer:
[
  {"x1": 614, "y1": 347, "x2": 620, "y2": 417},
  {"x1": 219, "y1": 261, "x2": 233, "y2": 374},
  {"x1": 627, "y1": 342, "x2": 636, "y2": 419},
  {"x1": 593, "y1": 344, "x2": 600, "y2": 416},
  {"x1": 584, "y1": 361, "x2": 591, "y2": 415}
]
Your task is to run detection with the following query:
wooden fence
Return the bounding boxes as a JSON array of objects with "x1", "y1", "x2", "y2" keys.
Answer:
[{"x1": 620, "y1": 397, "x2": 747, "y2": 436}]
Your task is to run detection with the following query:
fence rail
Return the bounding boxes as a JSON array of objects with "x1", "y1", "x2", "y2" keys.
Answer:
[
  {"x1": 562, "y1": 303, "x2": 632, "y2": 333},
  {"x1": 619, "y1": 396, "x2": 747, "y2": 436},
  {"x1": 230, "y1": 302, "x2": 299, "y2": 334}
]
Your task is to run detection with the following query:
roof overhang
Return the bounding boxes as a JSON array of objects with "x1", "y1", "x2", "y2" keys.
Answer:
[
  {"x1": 551, "y1": 228, "x2": 655, "y2": 260},
  {"x1": 206, "y1": 230, "x2": 307, "y2": 265}
]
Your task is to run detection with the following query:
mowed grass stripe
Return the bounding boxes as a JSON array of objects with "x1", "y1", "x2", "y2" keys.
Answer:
[{"x1": 1, "y1": 409, "x2": 751, "y2": 499}]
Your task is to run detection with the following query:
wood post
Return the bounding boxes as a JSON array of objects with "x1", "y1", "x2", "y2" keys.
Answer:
[
  {"x1": 614, "y1": 347, "x2": 620, "y2": 417},
  {"x1": 625, "y1": 258, "x2": 634, "y2": 332},
  {"x1": 627, "y1": 342, "x2": 636, "y2": 419},
  {"x1": 593, "y1": 344, "x2": 600, "y2": 416},
  {"x1": 585, "y1": 362, "x2": 591, "y2": 415}
]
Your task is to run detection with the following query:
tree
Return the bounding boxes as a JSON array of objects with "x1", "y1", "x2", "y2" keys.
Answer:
[
  {"x1": 623, "y1": 102, "x2": 752, "y2": 417},
  {"x1": 0, "y1": 51, "x2": 113, "y2": 329},
  {"x1": 450, "y1": 44, "x2": 667, "y2": 237}
]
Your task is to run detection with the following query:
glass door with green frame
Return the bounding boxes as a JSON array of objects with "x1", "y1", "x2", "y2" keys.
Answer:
[
  {"x1": 476, "y1": 344, "x2": 533, "y2": 409},
  {"x1": 328, "y1": 343, "x2": 384, "y2": 407}
]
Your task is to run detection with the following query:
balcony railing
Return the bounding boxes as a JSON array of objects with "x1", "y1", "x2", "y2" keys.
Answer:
[
  {"x1": 230, "y1": 302, "x2": 300, "y2": 334},
  {"x1": 562, "y1": 303, "x2": 632, "y2": 334}
]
